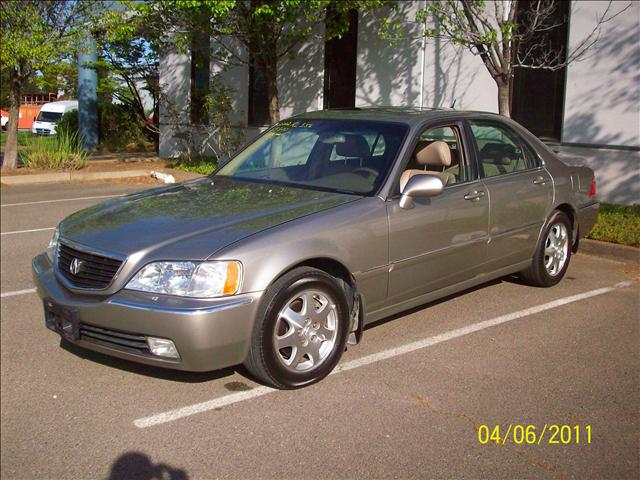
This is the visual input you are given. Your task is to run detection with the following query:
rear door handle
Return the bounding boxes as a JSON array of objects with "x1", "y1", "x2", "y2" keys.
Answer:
[
  {"x1": 533, "y1": 176, "x2": 547, "y2": 185},
  {"x1": 464, "y1": 190, "x2": 485, "y2": 201}
]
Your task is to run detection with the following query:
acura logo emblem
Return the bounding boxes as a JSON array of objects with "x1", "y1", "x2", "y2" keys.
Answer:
[{"x1": 70, "y1": 258, "x2": 84, "y2": 275}]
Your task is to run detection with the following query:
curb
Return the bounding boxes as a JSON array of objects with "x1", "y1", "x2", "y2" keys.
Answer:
[
  {"x1": 1, "y1": 170, "x2": 154, "y2": 185},
  {"x1": 579, "y1": 238, "x2": 640, "y2": 264}
]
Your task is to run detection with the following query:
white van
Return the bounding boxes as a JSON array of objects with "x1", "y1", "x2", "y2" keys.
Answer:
[{"x1": 31, "y1": 100, "x2": 78, "y2": 135}]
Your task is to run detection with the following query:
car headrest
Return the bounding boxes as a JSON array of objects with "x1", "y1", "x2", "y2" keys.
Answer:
[
  {"x1": 336, "y1": 134, "x2": 371, "y2": 158},
  {"x1": 415, "y1": 141, "x2": 452, "y2": 168},
  {"x1": 480, "y1": 143, "x2": 515, "y2": 165}
]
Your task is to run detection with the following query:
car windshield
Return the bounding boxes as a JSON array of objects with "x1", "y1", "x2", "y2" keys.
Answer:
[
  {"x1": 216, "y1": 119, "x2": 408, "y2": 195},
  {"x1": 36, "y1": 111, "x2": 63, "y2": 123}
]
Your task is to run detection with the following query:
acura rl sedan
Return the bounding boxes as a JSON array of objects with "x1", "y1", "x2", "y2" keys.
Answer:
[{"x1": 32, "y1": 108, "x2": 599, "y2": 389}]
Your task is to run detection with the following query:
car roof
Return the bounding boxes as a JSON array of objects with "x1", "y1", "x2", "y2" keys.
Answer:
[
  {"x1": 40, "y1": 100, "x2": 78, "y2": 111},
  {"x1": 293, "y1": 107, "x2": 505, "y2": 126}
]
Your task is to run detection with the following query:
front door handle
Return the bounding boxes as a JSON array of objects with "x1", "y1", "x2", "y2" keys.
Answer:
[
  {"x1": 533, "y1": 176, "x2": 547, "y2": 185},
  {"x1": 464, "y1": 190, "x2": 485, "y2": 201}
]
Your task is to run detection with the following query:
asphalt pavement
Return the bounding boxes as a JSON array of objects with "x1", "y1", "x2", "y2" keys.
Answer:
[{"x1": 1, "y1": 182, "x2": 638, "y2": 480}]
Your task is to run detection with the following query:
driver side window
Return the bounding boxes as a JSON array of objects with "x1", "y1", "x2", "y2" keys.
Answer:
[{"x1": 403, "y1": 125, "x2": 470, "y2": 188}]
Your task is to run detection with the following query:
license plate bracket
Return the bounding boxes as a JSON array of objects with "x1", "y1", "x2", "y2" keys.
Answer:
[{"x1": 44, "y1": 299, "x2": 80, "y2": 341}]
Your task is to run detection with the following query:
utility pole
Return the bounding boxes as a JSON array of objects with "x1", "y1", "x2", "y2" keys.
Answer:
[{"x1": 78, "y1": 34, "x2": 98, "y2": 150}]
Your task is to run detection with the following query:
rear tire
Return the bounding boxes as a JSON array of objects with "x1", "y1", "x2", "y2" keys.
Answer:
[
  {"x1": 520, "y1": 210, "x2": 572, "y2": 287},
  {"x1": 244, "y1": 267, "x2": 350, "y2": 389}
]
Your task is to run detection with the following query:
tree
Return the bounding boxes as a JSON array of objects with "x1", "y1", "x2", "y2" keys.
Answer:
[
  {"x1": 0, "y1": 1, "x2": 96, "y2": 170},
  {"x1": 215, "y1": 0, "x2": 392, "y2": 123},
  {"x1": 93, "y1": 33, "x2": 160, "y2": 148},
  {"x1": 418, "y1": 0, "x2": 630, "y2": 117},
  {"x1": 116, "y1": 0, "x2": 390, "y2": 125}
]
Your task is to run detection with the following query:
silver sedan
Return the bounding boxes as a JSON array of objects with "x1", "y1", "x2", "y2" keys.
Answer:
[{"x1": 32, "y1": 108, "x2": 599, "y2": 389}]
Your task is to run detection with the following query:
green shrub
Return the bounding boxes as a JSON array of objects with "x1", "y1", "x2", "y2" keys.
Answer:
[
  {"x1": 168, "y1": 155, "x2": 218, "y2": 175},
  {"x1": 98, "y1": 103, "x2": 150, "y2": 152},
  {"x1": 56, "y1": 110, "x2": 79, "y2": 137},
  {"x1": 55, "y1": 104, "x2": 152, "y2": 152},
  {"x1": 588, "y1": 203, "x2": 640, "y2": 247},
  {"x1": 19, "y1": 130, "x2": 88, "y2": 170}
]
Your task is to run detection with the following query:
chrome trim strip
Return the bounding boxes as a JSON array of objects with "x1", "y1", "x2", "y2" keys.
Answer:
[
  {"x1": 106, "y1": 296, "x2": 254, "y2": 315},
  {"x1": 479, "y1": 165, "x2": 546, "y2": 182},
  {"x1": 58, "y1": 236, "x2": 127, "y2": 261}
]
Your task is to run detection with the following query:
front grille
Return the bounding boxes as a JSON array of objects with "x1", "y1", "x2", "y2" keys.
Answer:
[
  {"x1": 57, "y1": 242, "x2": 123, "y2": 289},
  {"x1": 79, "y1": 323, "x2": 151, "y2": 356},
  {"x1": 35, "y1": 128, "x2": 49, "y2": 135}
]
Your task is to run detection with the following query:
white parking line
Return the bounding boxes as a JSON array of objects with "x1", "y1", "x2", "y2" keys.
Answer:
[
  {"x1": 133, "y1": 280, "x2": 633, "y2": 428},
  {"x1": 1, "y1": 288, "x2": 37, "y2": 299},
  {"x1": 1, "y1": 227, "x2": 55, "y2": 236},
  {"x1": 1, "y1": 194, "x2": 121, "y2": 208}
]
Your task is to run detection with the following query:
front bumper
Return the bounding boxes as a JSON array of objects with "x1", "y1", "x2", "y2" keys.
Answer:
[{"x1": 32, "y1": 253, "x2": 263, "y2": 372}]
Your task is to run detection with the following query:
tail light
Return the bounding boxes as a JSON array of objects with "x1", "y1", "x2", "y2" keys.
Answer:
[{"x1": 588, "y1": 178, "x2": 596, "y2": 198}]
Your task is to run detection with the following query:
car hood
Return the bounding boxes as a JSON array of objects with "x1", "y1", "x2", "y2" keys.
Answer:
[{"x1": 59, "y1": 177, "x2": 360, "y2": 260}]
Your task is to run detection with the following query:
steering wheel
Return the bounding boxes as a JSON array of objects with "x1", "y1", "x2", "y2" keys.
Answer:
[{"x1": 352, "y1": 167, "x2": 379, "y2": 182}]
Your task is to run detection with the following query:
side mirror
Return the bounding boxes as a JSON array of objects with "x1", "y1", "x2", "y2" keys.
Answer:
[{"x1": 399, "y1": 173, "x2": 444, "y2": 209}]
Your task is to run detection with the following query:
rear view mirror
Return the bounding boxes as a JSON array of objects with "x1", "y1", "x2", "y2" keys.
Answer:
[{"x1": 399, "y1": 173, "x2": 444, "y2": 209}]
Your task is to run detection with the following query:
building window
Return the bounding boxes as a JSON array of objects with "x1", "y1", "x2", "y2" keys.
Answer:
[
  {"x1": 323, "y1": 6, "x2": 358, "y2": 109},
  {"x1": 190, "y1": 34, "x2": 210, "y2": 125},
  {"x1": 248, "y1": 55, "x2": 270, "y2": 126},
  {"x1": 511, "y1": 0, "x2": 569, "y2": 141}
]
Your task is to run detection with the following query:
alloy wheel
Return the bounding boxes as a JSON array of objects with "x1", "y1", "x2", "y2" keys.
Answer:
[
  {"x1": 544, "y1": 222, "x2": 569, "y2": 276},
  {"x1": 273, "y1": 289, "x2": 338, "y2": 372}
]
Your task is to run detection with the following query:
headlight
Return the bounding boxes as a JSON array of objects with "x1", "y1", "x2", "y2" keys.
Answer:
[
  {"x1": 125, "y1": 261, "x2": 242, "y2": 298},
  {"x1": 46, "y1": 228, "x2": 59, "y2": 262}
]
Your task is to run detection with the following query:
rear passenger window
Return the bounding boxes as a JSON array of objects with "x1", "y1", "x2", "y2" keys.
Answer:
[{"x1": 470, "y1": 122, "x2": 535, "y2": 178}]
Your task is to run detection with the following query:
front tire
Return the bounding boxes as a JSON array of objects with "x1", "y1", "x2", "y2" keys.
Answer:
[
  {"x1": 520, "y1": 210, "x2": 572, "y2": 287},
  {"x1": 244, "y1": 267, "x2": 350, "y2": 389}
]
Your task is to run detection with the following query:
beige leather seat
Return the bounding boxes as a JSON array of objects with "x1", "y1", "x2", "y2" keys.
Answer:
[{"x1": 400, "y1": 141, "x2": 453, "y2": 190}]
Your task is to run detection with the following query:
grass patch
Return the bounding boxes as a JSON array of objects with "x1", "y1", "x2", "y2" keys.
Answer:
[
  {"x1": 0, "y1": 131, "x2": 43, "y2": 146},
  {"x1": 19, "y1": 130, "x2": 88, "y2": 170},
  {"x1": 168, "y1": 155, "x2": 218, "y2": 175},
  {"x1": 588, "y1": 203, "x2": 640, "y2": 247}
]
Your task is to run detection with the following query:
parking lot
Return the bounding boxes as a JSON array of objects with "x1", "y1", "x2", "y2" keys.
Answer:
[{"x1": 1, "y1": 182, "x2": 638, "y2": 479}]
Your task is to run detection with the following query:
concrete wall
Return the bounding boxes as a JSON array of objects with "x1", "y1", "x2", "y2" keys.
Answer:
[
  {"x1": 158, "y1": 45, "x2": 190, "y2": 158},
  {"x1": 559, "y1": 1, "x2": 640, "y2": 204},
  {"x1": 563, "y1": 1, "x2": 640, "y2": 148},
  {"x1": 356, "y1": 2, "x2": 497, "y2": 112},
  {"x1": 278, "y1": 23, "x2": 325, "y2": 120},
  {"x1": 555, "y1": 145, "x2": 639, "y2": 204}
]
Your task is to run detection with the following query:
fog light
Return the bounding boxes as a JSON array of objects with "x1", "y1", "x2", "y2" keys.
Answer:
[{"x1": 147, "y1": 337, "x2": 180, "y2": 359}]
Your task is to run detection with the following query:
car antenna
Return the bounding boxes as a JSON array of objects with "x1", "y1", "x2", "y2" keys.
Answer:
[{"x1": 450, "y1": 99, "x2": 457, "y2": 109}]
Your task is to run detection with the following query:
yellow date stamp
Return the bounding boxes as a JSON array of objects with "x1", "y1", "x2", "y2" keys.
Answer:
[{"x1": 478, "y1": 424, "x2": 592, "y2": 445}]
